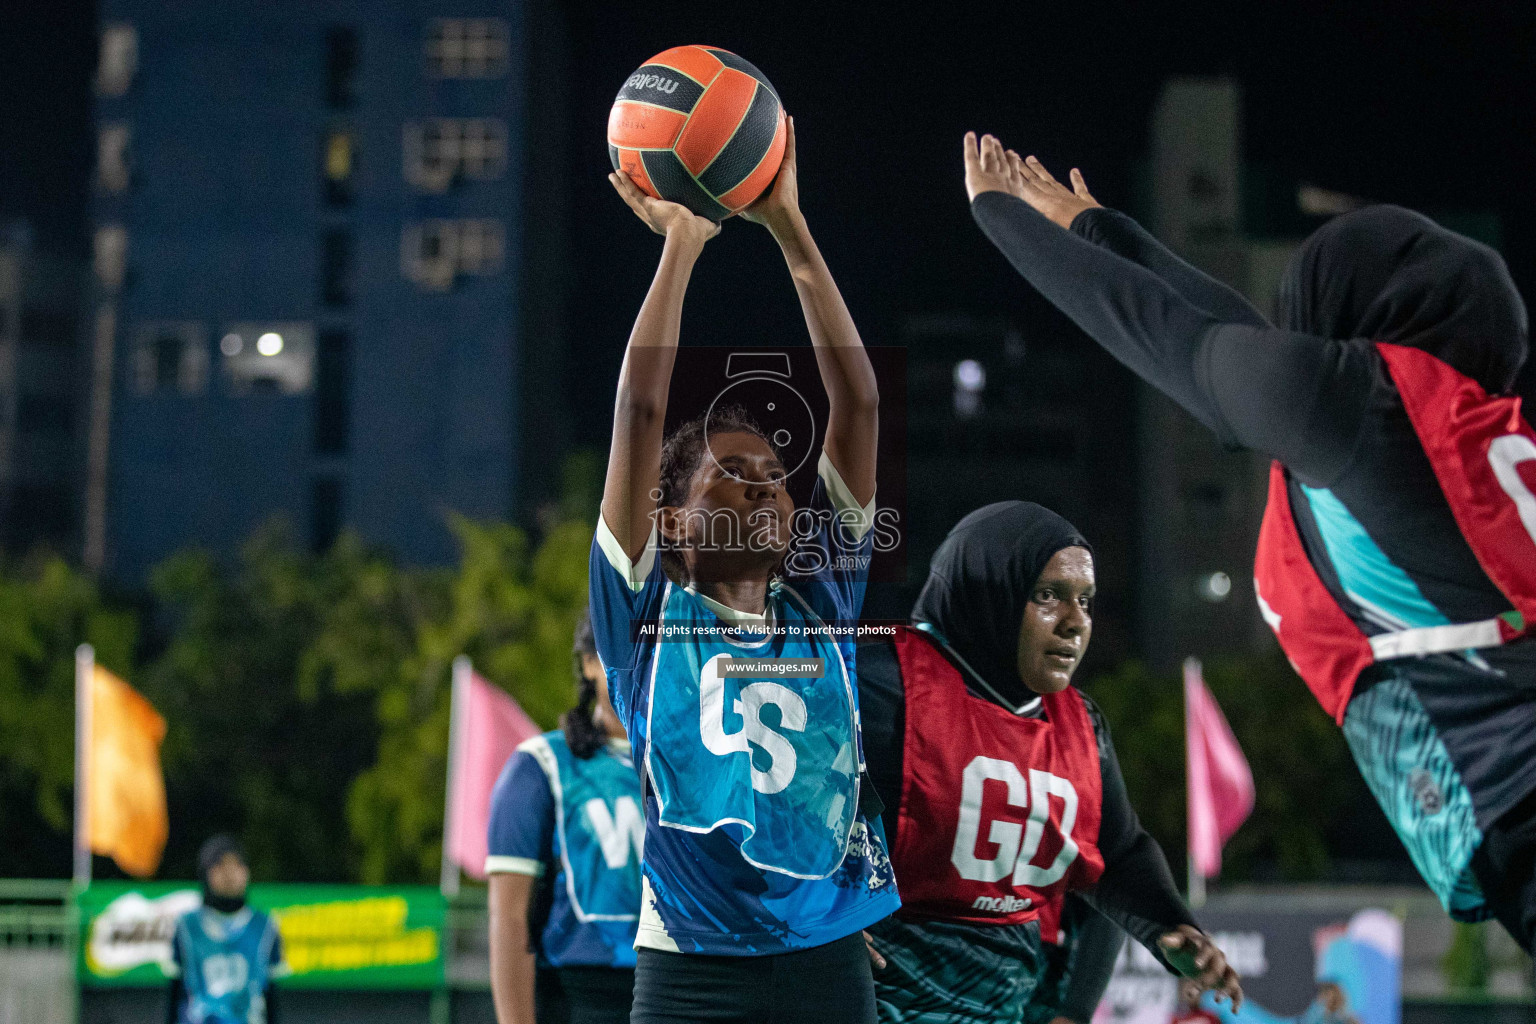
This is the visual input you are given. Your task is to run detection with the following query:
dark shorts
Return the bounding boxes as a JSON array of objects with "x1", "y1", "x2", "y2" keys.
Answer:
[
  {"x1": 1472, "y1": 786, "x2": 1536, "y2": 954},
  {"x1": 536, "y1": 966, "x2": 635, "y2": 1024},
  {"x1": 630, "y1": 932, "x2": 875, "y2": 1024}
]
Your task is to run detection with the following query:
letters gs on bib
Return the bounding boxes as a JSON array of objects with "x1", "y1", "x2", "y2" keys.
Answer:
[
  {"x1": 701, "y1": 654, "x2": 807, "y2": 795},
  {"x1": 952, "y1": 755, "x2": 1082, "y2": 888}
]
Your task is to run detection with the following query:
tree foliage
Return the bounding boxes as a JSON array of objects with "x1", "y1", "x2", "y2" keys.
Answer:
[
  {"x1": 0, "y1": 554, "x2": 136, "y2": 874},
  {"x1": 0, "y1": 465, "x2": 594, "y2": 882}
]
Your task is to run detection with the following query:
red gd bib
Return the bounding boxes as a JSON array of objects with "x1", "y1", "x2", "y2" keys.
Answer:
[
  {"x1": 891, "y1": 626, "x2": 1104, "y2": 928},
  {"x1": 1255, "y1": 342, "x2": 1536, "y2": 724}
]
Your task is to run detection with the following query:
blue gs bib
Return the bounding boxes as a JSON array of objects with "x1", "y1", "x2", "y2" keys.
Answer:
[{"x1": 645, "y1": 580, "x2": 861, "y2": 879}]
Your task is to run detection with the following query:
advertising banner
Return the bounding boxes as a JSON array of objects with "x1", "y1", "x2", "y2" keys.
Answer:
[
  {"x1": 77, "y1": 882, "x2": 444, "y2": 989},
  {"x1": 1093, "y1": 907, "x2": 1401, "y2": 1024}
]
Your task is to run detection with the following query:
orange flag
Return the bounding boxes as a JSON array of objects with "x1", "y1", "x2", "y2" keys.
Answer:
[{"x1": 86, "y1": 665, "x2": 169, "y2": 878}]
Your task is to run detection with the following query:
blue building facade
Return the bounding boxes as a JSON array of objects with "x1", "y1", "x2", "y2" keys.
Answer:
[{"x1": 90, "y1": 2, "x2": 563, "y2": 579}]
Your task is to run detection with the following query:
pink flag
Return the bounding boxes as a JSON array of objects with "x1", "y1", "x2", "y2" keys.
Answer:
[
  {"x1": 1185, "y1": 657, "x2": 1255, "y2": 880},
  {"x1": 444, "y1": 658, "x2": 541, "y2": 887}
]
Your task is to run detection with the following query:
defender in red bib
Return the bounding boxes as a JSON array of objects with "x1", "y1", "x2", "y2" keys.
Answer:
[
  {"x1": 891, "y1": 623, "x2": 1104, "y2": 928},
  {"x1": 857, "y1": 502, "x2": 1241, "y2": 1023}
]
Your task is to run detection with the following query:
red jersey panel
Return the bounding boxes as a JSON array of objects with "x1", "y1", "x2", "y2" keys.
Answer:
[
  {"x1": 891, "y1": 626, "x2": 1104, "y2": 927},
  {"x1": 1255, "y1": 343, "x2": 1536, "y2": 724}
]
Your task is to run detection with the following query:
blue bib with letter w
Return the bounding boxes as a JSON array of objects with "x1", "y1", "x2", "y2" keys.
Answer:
[{"x1": 521, "y1": 732, "x2": 644, "y2": 923}]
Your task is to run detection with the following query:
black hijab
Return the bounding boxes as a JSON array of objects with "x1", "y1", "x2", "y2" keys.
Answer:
[
  {"x1": 1277, "y1": 204, "x2": 1528, "y2": 395},
  {"x1": 198, "y1": 834, "x2": 248, "y2": 914},
  {"x1": 911, "y1": 502, "x2": 1090, "y2": 706}
]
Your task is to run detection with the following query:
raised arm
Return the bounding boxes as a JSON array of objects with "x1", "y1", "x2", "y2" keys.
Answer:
[
  {"x1": 995, "y1": 151, "x2": 1270, "y2": 329},
  {"x1": 599, "y1": 173, "x2": 720, "y2": 560},
  {"x1": 744, "y1": 118, "x2": 879, "y2": 506},
  {"x1": 962, "y1": 133, "x2": 1373, "y2": 487}
]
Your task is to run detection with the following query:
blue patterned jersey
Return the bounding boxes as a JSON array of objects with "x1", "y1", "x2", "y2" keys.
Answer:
[
  {"x1": 171, "y1": 907, "x2": 283, "y2": 1024},
  {"x1": 588, "y1": 453, "x2": 899, "y2": 955},
  {"x1": 486, "y1": 732, "x2": 643, "y2": 968}
]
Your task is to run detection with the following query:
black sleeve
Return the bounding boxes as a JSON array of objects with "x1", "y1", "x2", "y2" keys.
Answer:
[
  {"x1": 854, "y1": 640, "x2": 905, "y2": 842},
  {"x1": 1051, "y1": 896, "x2": 1126, "y2": 1022},
  {"x1": 1078, "y1": 695, "x2": 1196, "y2": 967},
  {"x1": 1071, "y1": 207, "x2": 1270, "y2": 328},
  {"x1": 971, "y1": 192, "x2": 1376, "y2": 487},
  {"x1": 1031, "y1": 894, "x2": 1124, "y2": 1024},
  {"x1": 266, "y1": 985, "x2": 280, "y2": 1024}
]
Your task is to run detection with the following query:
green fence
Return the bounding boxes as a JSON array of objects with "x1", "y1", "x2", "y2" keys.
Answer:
[{"x1": 0, "y1": 879, "x2": 76, "y2": 1024}]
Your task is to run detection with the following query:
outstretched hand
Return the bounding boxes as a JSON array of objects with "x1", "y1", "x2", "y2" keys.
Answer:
[
  {"x1": 1008, "y1": 150, "x2": 1101, "y2": 229},
  {"x1": 742, "y1": 115, "x2": 801, "y2": 230},
  {"x1": 963, "y1": 133, "x2": 1102, "y2": 230},
  {"x1": 963, "y1": 132, "x2": 1022, "y2": 203},
  {"x1": 1159, "y1": 925, "x2": 1243, "y2": 1008},
  {"x1": 609, "y1": 170, "x2": 720, "y2": 244}
]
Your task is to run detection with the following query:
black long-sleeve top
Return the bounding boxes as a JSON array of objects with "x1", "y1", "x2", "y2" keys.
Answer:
[
  {"x1": 856, "y1": 639, "x2": 1194, "y2": 960},
  {"x1": 971, "y1": 193, "x2": 1536, "y2": 828}
]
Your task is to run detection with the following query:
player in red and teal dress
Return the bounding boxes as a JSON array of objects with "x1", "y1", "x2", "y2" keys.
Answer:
[
  {"x1": 591, "y1": 118, "x2": 897, "y2": 1024},
  {"x1": 855, "y1": 501, "x2": 1242, "y2": 1022},
  {"x1": 487, "y1": 610, "x2": 641, "y2": 1024},
  {"x1": 962, "y1": 132, "x2": 1536, "y2": 951}
]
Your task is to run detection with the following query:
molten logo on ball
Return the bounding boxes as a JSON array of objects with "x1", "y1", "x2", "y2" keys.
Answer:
[{"x1": 624, "y1": 72, "x2": 680, "y2": 95}]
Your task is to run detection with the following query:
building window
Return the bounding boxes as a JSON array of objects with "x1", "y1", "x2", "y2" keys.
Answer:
[
  {"x1": 321, "y1": 230, "x2": 352, "y2": 306},
  {"x1": 401, "y1": 219, "x2": 505, "y2": 291},
  {"x1": 97, "y1": 123, "x2": 132, "y2": 193},
  {"x1": 424, "y1": 18, "x2": 508, "y2": 79},
  {"x1": 219, "y1": 322, "x2": 316, "y2": 394},
  {"x1": 404, "y1": 118, "x2": 508, "y2": 193},
  {"x1": 314, "y1": 330, "x2": 350, "y2": 455},
  {"x1": 323, "y1": 131, "x2": 355, "y2": 206},
  {"x1": 97, "y1": 24, "x2": 138, "y2": 98},
  {"x1": 132, "y1": 323, "x2": 208, "y2": 395},
  {"x1": 310, "y1": 477, "x2": 344, "y2": 552},
  {"x1": 94, "y1": 226, "x2": 128, "y2": 292},
  {"x1": 325, "y1": 27, "x2": 359, "y2": 108}
]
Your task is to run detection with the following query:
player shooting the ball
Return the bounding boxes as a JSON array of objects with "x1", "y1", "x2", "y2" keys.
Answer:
[{"x1": 592, "y1": 116, "x2": 898, "y2": 1024}]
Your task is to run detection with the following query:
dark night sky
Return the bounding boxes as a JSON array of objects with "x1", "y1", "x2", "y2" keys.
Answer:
[
  {"x1": 558, "y1": 0, "x2": 1536, "y2": 444},
  {"x1": 6, "y1": 0, "x2": 1533, "y2": 415}
]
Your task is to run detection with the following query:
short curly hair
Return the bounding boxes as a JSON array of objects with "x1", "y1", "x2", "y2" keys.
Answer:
[{"x1": 656, "y1": 404, "x2": 781, "y2": 583}]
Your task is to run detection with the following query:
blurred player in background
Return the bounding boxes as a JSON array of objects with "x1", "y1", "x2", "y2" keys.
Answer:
[
  {"x1": 856, "y1": 501, "x2": 1241, "y2": 1022},
  {"x1": 486, "y1": 609, "x2": 640, "y2": 1024},
  {"x1": 964, "y1": 131, "x2": 1536, "y2": 953},
  {"x1": 592, "y1": 119, "x2": 896, "y2": 1024},
  {"x1": 1194, "y1": 977, "x2": 1361, "y2": 1024},
  {"x1": 166, "y1": 835, "x2": 285, "y2": 1024}
]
